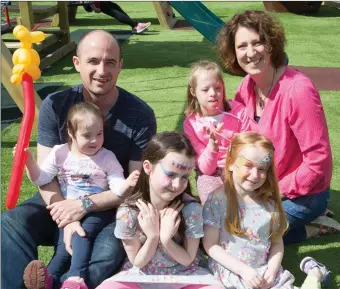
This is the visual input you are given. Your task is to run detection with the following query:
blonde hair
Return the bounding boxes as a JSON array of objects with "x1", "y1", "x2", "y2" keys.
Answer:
[
  {"x1": 224, "y1": 132, "x2": 288, "y2": 240},
  {"x1": 184, "y1": 60, "x2": 231, "y2": 117}
]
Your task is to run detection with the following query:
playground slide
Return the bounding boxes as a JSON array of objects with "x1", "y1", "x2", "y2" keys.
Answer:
[{"x1": 168, "y1": 1, "x2": 224, "y2": 44}]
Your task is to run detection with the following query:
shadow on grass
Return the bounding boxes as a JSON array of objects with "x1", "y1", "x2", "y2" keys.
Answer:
[
  {"x1": 1, "y1": 141, "x2": 37, "y2": 148},
  {"x1": 71, "y1": 17, "x2": 161, "y2": 27},
  {"x1": 302, "y1": 6, "x2": 340, "y2": 17}
]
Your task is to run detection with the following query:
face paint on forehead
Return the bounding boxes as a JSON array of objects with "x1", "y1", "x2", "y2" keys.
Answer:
[
  {"x1": 235, "y1": 155, "x2": 250, "y2": 167},
  {"x1": 170, "y1": 160, "x2": 195, "y2": 171},
  {"x1": 260, "y1": 153, "x2": 272, "y2": 165}
]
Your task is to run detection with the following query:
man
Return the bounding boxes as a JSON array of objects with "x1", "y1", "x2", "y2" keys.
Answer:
[{"x1": 1, "y1": 30, "x2": 156, "y2": 289}]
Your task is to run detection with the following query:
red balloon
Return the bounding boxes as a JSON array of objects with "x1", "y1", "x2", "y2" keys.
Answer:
[{"x1": 6, "y1": 73, "x2": 35, "y2": 209}]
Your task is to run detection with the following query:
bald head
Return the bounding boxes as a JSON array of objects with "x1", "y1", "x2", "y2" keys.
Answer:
[{"x1": 76, "y1": 30, "x2": 121, "y2": 59}]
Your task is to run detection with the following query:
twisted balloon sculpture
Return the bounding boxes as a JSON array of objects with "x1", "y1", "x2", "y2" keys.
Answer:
[{"x1": 6, "y1": 25, "x2": 45, "y2": 209}]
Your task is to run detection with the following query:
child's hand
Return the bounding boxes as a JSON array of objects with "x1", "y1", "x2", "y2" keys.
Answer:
[
  {"x1": 136, "y1": 199, "x2": 159, "y2": 239},
  {"x1": 126, "y1": 170, "x2": 140, "y2": 187},
  {"x1": 262, "y1": 268, "x2": 276, "y2": 289},
  {"x1": 204, "y1": 122, "x2": 224, "y2": 153},
  {"x1": 159, "y1": 200, "x2": 184, "y2": 244},
  {"x1": 240, "y1": 266, "x2": 264, "y2": 289},
  {"x1": 13, "y1": 144, "x2": 34, "y2": 161}
]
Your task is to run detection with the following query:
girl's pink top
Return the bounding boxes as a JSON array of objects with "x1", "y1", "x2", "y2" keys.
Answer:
[
  {"x1": 234, "y1": 66, "x2": 332, "y2": 199},
  {"x1": 183, "y1": 100, "x2": 250, "y2": 175}
]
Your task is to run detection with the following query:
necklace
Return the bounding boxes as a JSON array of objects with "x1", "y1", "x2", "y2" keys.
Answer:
[{"x1": 256, "y1": 69, "x2": 276, "y2": 110}]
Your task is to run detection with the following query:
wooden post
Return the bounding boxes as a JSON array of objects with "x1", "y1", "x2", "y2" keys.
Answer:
[
  {"x1": 17, "y1": 2, "x2": 34, "y2": 30},
  {"x1": 57, "y1": 2, "x2": 71, "y2": 44},
  {"x1": 153, "y1": 2, "x2": 177, "y2": 29},
  {"x1": 1, "y1": 39, "x2": 41, "y2": 130}
]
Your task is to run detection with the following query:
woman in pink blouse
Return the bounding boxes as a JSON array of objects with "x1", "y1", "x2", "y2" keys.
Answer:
[{"x1": 216, "y1": 10, "x2": 337, "y2": 244}]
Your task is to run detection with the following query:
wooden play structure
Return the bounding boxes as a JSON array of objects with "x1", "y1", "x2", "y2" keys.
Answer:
[
  {"x1": 3, "y1": 2, "x2": 76, "y2": 70},
  {"x1": 1, "y1": 39, "x2": 41, "y2": 129},
  {"x1": 152, "y1": 2, "x2": 177, "y2": 29}
]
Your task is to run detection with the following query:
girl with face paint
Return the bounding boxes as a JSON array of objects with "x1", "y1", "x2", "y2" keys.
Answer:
[
  {"x1": 97, "y1": 131, "x2": 224, "y2": 289},
  {"x1": 202, "y1": 132, "x2": 331, "y2": 289},
  {"x1": 183, "y1": 60, "x2": 251, "y2": 204}
]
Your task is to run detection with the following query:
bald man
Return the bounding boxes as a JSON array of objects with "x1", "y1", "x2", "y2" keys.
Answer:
[{"x1": 1, "y1": 30, "x2": 156, "y2": 289}]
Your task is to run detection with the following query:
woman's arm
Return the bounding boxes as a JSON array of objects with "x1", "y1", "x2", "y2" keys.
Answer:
[
  {"x1": 279, "y1": 82, "x2": 332, "y2": 198},
  {"x1": 162, "y1": 237, "x2": 199, "y2": 267}
]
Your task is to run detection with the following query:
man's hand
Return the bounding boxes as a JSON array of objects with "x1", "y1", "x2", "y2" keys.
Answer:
[
  {"x1": 47, "y1": 199, "x2": 86, "y2": 227},
  {"x1": 63, "y1": 221, "x2": 86, "y2": 255}
]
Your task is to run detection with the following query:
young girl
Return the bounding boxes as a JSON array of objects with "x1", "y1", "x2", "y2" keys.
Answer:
[
  {"x1": 183, "y1": 60, "x2": 251, "y2": 204},
  {"x1": 202, "y1": 132, "x2": 331, "y2": 289},
  {"x1": 17, "y1": 102, "x2": 139, "y2": 289},
  {"x1": 97, "y1": 131, "x2": 224, "y2": 289}
]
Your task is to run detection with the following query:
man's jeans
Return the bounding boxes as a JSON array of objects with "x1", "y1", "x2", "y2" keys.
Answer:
[
  {"x1": 1, "y1": 193, "x2": 126, "y2": 289},
  {"x1": 283, "y1": 189, "x2": 330, "y2": 245}
]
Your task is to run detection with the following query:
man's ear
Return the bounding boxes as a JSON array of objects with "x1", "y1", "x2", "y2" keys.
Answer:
[
  {"x1": 73, "y1": 56, "x2": 81, "y2": 72},
  {"x1": 143, "y1": 160, "x2": 152, "y2": 175}
]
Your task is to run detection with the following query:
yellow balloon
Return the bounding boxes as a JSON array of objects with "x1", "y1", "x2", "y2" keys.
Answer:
[
  {"x1": 16, "y1": 29, "x2": 31, "y2": 43},
  {"x1": 31, "y1": 31, "x2": 45, "y2": 43},
  {"x1": 20, "y1": 41, "x2": 32, "y2": 49},
  {"x1": 29, "y1": 49, "x2": 40, "y2": 66},
  {"x1": 18, "y1": 48, "x2": 31, "y2": 65},
  {"x1": 24, "y1": 65, "x2": 41, "y2": 80},
  {"x1": 12, "y1": 64, "x2": 25, "y2": 75},
  {"x1": 10, "y1": 74, "x2": 22, "y2": 85}
]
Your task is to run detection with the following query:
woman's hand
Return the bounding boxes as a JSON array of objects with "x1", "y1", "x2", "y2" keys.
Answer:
[
  {"x1": 136, "y1": 199, "x2": 160, "y2": 239},
  {"x1": 159, "y1": 200, "x2": 184, "y2": 244},
  {"x1": 239, "y1": 265, "x2": 264, "y2": 288}
]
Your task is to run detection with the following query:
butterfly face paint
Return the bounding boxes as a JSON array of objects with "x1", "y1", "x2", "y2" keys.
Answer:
[{"x1": 231, "y1": 145, "x2": 270, "y2": 192}]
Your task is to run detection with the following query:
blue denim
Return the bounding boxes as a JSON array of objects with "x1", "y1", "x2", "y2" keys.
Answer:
[
  {"x1": 49, "y1": 210, "x2": 115, "y2": 288},
  {"x1": 282, "y1": 189, "x2": 330, "y2": 245},
  {"x1": 1, "y1": 193, "x2": 126, "y2": 289}
]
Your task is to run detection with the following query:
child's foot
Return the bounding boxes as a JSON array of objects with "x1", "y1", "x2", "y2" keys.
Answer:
[
  {"x1": 300, "y1": 257, "x2": 331, "y2": 287},
  {"x1": 23, "y1": 260, "x2": 52, "y2": 289},
  {"x1": 133, "y1": 22, "x2": 151, "y2": 34},
  {"x1": 60, "y1": 277, "x2": 88, "y2": 289}
]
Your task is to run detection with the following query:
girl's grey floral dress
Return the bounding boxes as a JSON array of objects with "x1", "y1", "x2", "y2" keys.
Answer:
[
  {"x1": 100, "y1": 198, "x2": 222, "y2": 289},
  {"x1": 203, "y1": 188, "x2": 295, "y2": 289}
]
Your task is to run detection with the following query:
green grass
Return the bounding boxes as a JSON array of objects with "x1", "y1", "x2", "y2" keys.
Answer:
[{"x1": 2, "y1": 2, "x2": 340, "y2": 288}]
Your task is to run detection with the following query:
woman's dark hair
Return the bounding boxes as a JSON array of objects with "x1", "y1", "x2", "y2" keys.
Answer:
[{"x1": 217, "y1": 10, "x2": 286, "y2": 75}]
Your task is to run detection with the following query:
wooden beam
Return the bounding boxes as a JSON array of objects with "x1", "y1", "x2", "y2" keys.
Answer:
[
  {"x1": 4, "y1": 34, "x2": 59, "y2": 52},
  {"x1": 40, "y1": 41, "x2": 76, "y2": 70},
  {"x1": 153, "y1": 2, "x2": 177, "y2": 29},
  {"x1": 17, "y1": 2, "x2": 34, "y2": 30},
  {"x1": 1, "y1": 39, "x2": 41, "y2": 130},
  {"x1": 57, "y1": 2, "x2": 71, "y2": 44}
]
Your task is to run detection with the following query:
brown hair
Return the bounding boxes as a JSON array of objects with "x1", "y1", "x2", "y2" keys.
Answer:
[
  {"x1": 123, "y1": 131, "x2": 198, "y2": 240},
  {"x1": 184, "y1": 60, "x2": 231, "y2": 117},
  {"x1": 67, "y1": 102, "x2": 104, "y2": 142},
  {"x1": 217, "y1": 10, "x2": 286, "y2": 75},
  {"x1": 224, "y1": 132, "x2": 288, "y2": 240}
]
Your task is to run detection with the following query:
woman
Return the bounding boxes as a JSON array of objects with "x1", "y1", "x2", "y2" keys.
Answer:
[{"x1": 216, "y1": 10, "x2": 338, "y2": 244}]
